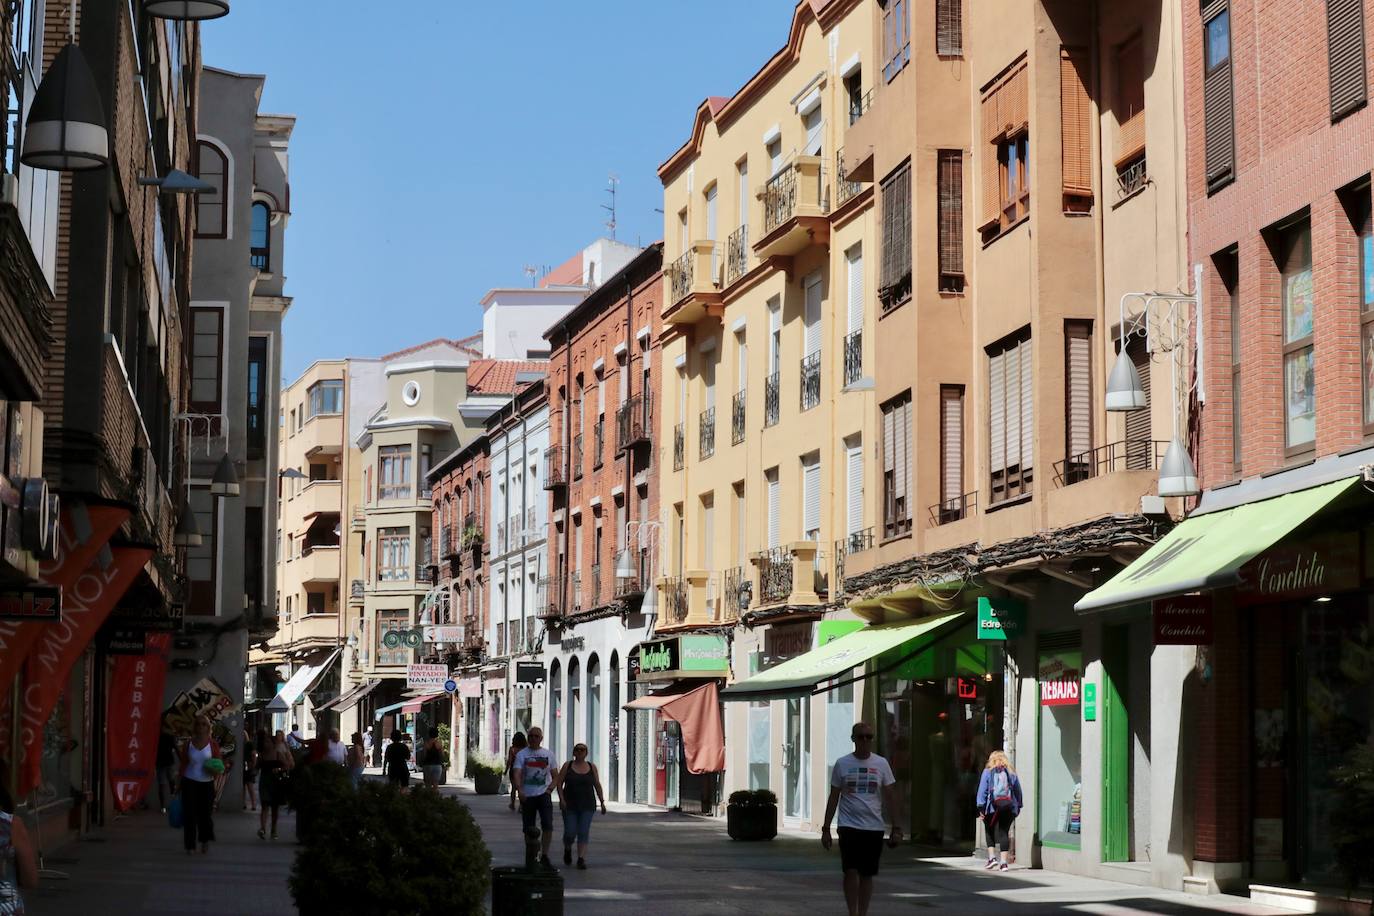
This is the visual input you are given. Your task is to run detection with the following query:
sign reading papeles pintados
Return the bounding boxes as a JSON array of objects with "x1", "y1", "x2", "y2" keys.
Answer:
[{"x1": 1152, "y1": 594, "x2": 1214, "y2": 645}]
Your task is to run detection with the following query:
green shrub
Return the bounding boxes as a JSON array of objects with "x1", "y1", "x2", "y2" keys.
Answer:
[
  {"x1": 291, "y1": 783, "x2": 490, "y2": 916},
  {"x1": 437, "y1": 724, "x2": 453, "y2": 769},
  {"x1": 728, "y1": 789, "x2": 777, "y2": 807},
  {"x1": 290, "y1": 761, "x2": 355, "y2": 842},
  {"x1": 466, "y1": 749, "x2": 505, "y2": 778}
]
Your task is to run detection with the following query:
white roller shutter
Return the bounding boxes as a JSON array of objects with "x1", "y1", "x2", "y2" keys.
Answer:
[
  {"x1": 1020, "y1": 338, "x2": 1034, "y2": 472},
  {"x1": 703, "y1": 499, "x2": 715, "y2": 570},
  {"x1": 767, "y1": 470, "x2": 780, "y2": 549},
  {"x1": 704, "y1": 359, "x2": 716, "y2": 410},
  {"x1": 705, "y1": 185, "x2": 719, "y2": 281},
  {"x1": 737, "y1": 161, "x2": 749, "y2": 229},
  {"x1": 769, "y1": 299, "x2": 782, "y2": 373},
  {"x1": 846, "y1": 441, "x2": 863, "y2": 536},
  {"x1": 803, "y1": 456, "x2": 821, "y2": 540},
  {"x1": 847, "y1": 246, "x2": 863, "y2": 336},
  {"x1": 1005, "y1": 346, "x2": 1022, "y2": 470},
  {"x1": 804, "y1": 274, "x2": 822, "y2": 357},
  {"x1": 941, "y1": 388, "x2": 963, "y2": 503},
  {"x1": 804, "y1": 105, "x2": 823, "y2": 156},
  {"x1": 989, "y1": 350, "x2": 1006, "y2": 475},
  {"x1": 598, "y1": 378, "x2": 606, "y2": 415}
]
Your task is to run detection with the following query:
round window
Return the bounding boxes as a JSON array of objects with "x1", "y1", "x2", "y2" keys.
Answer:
[{"x1": 402, "y1": 380, "x2": 421, "y2": 406}]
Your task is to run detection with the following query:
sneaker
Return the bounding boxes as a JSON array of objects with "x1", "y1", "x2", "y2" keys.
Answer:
[
  {"x1": 984, "y1": 858, "x2": 998, "y2": 870},
  {"x1": 257, "y1": 829, "x2": 266, "y2": 840},
  {"x1": 563, "y1": 847, "x2": 572, "y2": 865},
  {"x1": 539, "y1": 854, "x2": 552, "y2": 868},
  {"x1": 999, "y1": 863, "x2": 1010, "y2": 871},
  {"x1": 271, "y1": 832, "x2": 279, "y2": 840},
  {"x1": 577, "y1": 858, "x2": 586, "y2": 870}
]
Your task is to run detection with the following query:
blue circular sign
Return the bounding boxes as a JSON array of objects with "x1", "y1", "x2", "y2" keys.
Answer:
[{"x1": 443, "y1": 679, "x2": 457, "y2": 694}]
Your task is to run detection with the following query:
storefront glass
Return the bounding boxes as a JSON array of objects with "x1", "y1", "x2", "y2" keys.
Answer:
[
  {"x1": 783, "y1": 696, "x2": 810, "y2": 821},
  {"x1": 34, "y1": 659, "x2": 85, "y2": 808},
  {"x1": 1037, "y1": 641, "x2": 1083, "y2": 849},
  {"x1": 549, "y1": 662, "x2": 561, "y2": 756},
  {"x1": 587, "y1": 655, "x2": 601, "y2": 765},
  {"x1": 825, "y1": 681, "x2": 856, "y2": 773},
  {"x1": 748, "y1": 701, "x2": 771, "y2": 790}
]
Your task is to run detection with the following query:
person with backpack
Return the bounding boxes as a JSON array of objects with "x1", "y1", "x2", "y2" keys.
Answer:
[{"x1": 976, "y1": 749, "x2": 1023, "y2": 871}]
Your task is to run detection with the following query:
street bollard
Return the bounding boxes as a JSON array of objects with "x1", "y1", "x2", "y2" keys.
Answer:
[{"x1": 491, "y1": 826, "x2": 564, "y2": 915}]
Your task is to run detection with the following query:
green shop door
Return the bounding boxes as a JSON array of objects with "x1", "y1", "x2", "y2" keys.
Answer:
[{"x1": 1101, "y1": 625, "x2": 1130, "y2": 863}]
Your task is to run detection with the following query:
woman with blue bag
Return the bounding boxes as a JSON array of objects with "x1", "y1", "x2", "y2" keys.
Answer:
[
  {"x1": 178, "y1": 717, "x2": 224, "y2": 854},
  {"x1": 976, "y1": 750, "x2": 1023, "y2": 872}
]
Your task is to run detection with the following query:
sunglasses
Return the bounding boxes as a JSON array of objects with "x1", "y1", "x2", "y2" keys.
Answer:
[{"x1": 854, "y1": 734, "x2": 875, "y2": 741}]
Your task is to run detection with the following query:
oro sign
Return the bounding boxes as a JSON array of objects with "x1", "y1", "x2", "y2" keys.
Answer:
[{"x1": 406, "y1": 663, "x2": 447, "y2": 690}]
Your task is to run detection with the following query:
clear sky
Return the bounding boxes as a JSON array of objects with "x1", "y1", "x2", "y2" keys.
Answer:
[{"x1": 200, "y1": 0, "x2": 795, "y2": 384}]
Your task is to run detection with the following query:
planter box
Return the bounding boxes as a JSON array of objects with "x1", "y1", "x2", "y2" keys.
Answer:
[
  {"x1": 726, "y1": 804, "x2": 777, "y2": 841},
  {"x1": 473, "y1": 771, "x2": 503, "y2": 795}
]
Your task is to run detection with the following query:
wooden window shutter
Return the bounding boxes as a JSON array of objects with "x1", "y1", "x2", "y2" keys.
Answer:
[
  {"x1": 1327, "y1": 0, "x2": 1368, "y2": 120},
  {"x1": 1060, "y1": 48, "x2": 1093, "y2": 197},
  {"x1": 1203, "y1": 4, "x2": 1235, "y2": 190},
  {"x1": 1115, "y1": 36, "x2": 1146, "y2": 165},
  {"x1": 897, "y1": 162, "x2": 912, "y2": 285},
  {"x1": 1064, "y1": 322, "x2": 1093, "y2": 459},
  {"x1": 940, "y1": 386, "x2": 964, "y2": 502},
  {"x1": 988, "y1": 349, "x2": 1006, "y2": 475},
  {"x1": 1005, "y1": 64, "x2": 1029, "y2": 134},
  {"x1": 981, "y1": 89, "x2": 1002, "y2": 226},
  {"x1": 938, "y1": 151, "x2": 964, "y2": 278},
  {"x1": 1124, "y1": 333, "x2": 1153, "y2": 466},
  {"x1": 937, "y1": 0, "x2": 962, "y2": 56},
  {"x1": 897, "y1": 394, "x2": 911, "y2": 504}
]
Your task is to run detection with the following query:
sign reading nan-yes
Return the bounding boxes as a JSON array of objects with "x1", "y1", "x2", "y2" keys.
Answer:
[{"x1": 406, "y1": 663, "x2": 448, "y2": 690}]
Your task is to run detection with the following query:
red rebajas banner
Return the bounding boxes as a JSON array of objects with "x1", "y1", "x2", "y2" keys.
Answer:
[{"x1": 107, "y1": 632, "x2": 172, "y2": 812}]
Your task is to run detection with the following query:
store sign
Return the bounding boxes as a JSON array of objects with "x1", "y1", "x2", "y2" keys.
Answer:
[
  {"x1": 0, "y1": 585, "x2": 60, "y2": 621},
  {"x1": 105, "y1": 626, "x2": 148, "y2": 655},
  {"x1": 1083, "y1": 683, "x2": 1097, "y2": 721},
  {"x1": 1039, "y1": 654, "x2": 1081, "y2": 706},
  {"x1": 515, "y1": 662, "x2": 546, "y2": 686},
  {"x1": 423, "y1": 625, "x2": 464, "y2": 643},
  {"x1": 107, "y1": 633, "x2": 171, "y2": 812},
  {"x1": 406, "y1": 663, "x2": 447, "y2": 690},
  {"x1": 1152, "y1": 595, "x2": 1214, "y2": 645},
  {"x1": 559, "y1": 635, "x2": 586, "y2": 652},
  {"x1": 680, "y1": 635, "x2": 728, "y2": 672},
  {"x1": 1236, "y1": 533, "x2": 1359, "y2": 605},
  {"x1": 111, "y1": 601, "x2": 184, "y2": 631},
  {"x1": 977, "y1": 596, "x2": 1026, "y2": 641},
  {"x1": 639, "y1": 640, "x2": 677, "y2": 674},
  {"x1": 764, "y1": 623, "x2": 813, "y2": 661}
]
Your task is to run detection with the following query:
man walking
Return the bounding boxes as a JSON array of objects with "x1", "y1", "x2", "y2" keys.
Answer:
[
  {"x1": 821, "y1": 722, "x2": 901, "y2": 916},
  {"x1": 512, "y1": 726, "x2": 559, "y2": 867}
]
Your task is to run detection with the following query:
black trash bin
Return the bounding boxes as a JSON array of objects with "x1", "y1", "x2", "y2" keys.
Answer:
[{"x1": 491, "y1": 866, "x2": 563, "y2": 915}]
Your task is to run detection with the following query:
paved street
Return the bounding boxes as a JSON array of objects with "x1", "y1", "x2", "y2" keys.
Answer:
[{"x1": 23, "y1": 781, "x2": 1292, "y2": 915}]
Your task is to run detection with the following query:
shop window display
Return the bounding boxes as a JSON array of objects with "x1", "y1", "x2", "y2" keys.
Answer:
[
  {"x1": 1037, "y1": 643, "x2": 1083, "y2": 849},
  {"x1": 748, "y1": 700, "x2": 771, "y2": 790}
]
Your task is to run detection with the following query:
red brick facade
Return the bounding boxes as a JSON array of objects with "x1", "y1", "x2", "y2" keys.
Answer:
[{"x1": 430, "y1": 440, "x2": 489, "y2": 651}]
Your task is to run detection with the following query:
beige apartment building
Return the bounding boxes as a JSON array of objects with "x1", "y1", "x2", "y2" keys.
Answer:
[{"x1": 656, "y1": 0, "x2": 878, "y2": 827}]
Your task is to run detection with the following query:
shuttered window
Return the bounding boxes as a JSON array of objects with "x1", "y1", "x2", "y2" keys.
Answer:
[
  {"x1": 804, "y1": 273, "x2": 823, "y2": 357},
  {"x1": 1279, "y1": 219, "x2": 1315, "y2": 452},
  {"x1": 1327, "y1": 0, "x2": 1368, "y2": 120},
  {"x1": 881, "y1": 392, "x2": 912, "y2": 538},
  {"x1": 1218, "y1": 250, "x2": 1241, "y2": 468},
  {"x1": 1060, "y1": 48, "x2": 1093, "y2": 208},
  {"x1": 1123, "y1": 331, "x2": 1153, "y2": 468},
  {"x1": 988, "y1": 330, "x2": 1033, "y2": 503},
  {"x1": 766, "y1": 468, "x2": 780, "y2": 549},
  {"x1": 847, "y1": 245, "x2": 864, "y2": 335},
  {"x1": 1115, "y1": 35, "x2": 1146, "y2": 166},
  {"x1": 803, "y1": 105, "x2": 823, "y2": 157},
  {"x1": 880, "y1": 159, "x2": 913, "y2": 311},
  {"x1": 883, "y1": 0, "x2": 910, "y2": 82},
  {"x1": 802, "y1": 454, "x2": 821, "y2": 541},
  {"x1": 939, "y1": 386, "x2": 964, "y2": 510},
  {"x1": 1063, "y1": 322, "x2": 1093, "y2": 481},
  {"x1": 936, "y1": 0, "x2": 962, "y2": 56},
  {"x1": 1202, "y1": 2, "x2": 1235, "y2": 192},
  {"x1": 1361, "y1": 194, "x2": 1374, "y2": 432},
  {"x1": 846, "y1": 439, "x2": 864, "y2": 537},
  {"x1": 981, "y1": 59, "x2": 1030, "y2": 234},
  {"x1": 937, "y1": 150, "x2": 965, "y2": 292}
]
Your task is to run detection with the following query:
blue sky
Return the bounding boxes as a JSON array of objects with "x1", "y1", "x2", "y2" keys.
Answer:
[{"x1": 201, "y1": 1, "x2": 794, "y2": 383}]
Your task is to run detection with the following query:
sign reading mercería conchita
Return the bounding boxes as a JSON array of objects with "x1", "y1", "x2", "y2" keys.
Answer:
[{"x1": 1039, "y1": 653, "x2": 1081, "y2": 707}]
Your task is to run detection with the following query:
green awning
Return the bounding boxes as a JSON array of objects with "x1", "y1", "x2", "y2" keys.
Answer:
[
  {"x1": 720, "y1": 612, "x2": 964, "y2": 701},
  {"x1": 1075, "y1": 476, "x2": 1358, "y2": 613}
]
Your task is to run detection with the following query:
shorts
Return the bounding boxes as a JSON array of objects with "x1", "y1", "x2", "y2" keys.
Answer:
[
  {"x1": 521, "y1": 793, "x2": 554, "y2": 832},
  {"x1": 423, "y1": 764, "x2": 443, "y2": 785},
  {"x1": 837, "y1": 827, "x2": 885, "y2": 877},
  {"x1": 562, "y1": 808, "x2": 595, "y2": 844}
]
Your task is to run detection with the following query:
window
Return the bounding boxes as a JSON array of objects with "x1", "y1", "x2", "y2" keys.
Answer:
[
  {"x1": 189, "y1": 307, "x2": 223, "y2": 413},
  {"x1": 765, "y1": 469, "x2": 780, "y2": 550},
  {"x1": 1063, "y1": 322, "x2": 1093, "y2": 479},
  {"x1": 377, "y1": 609, "x2": 411, "y2": 666},
  {"x1": 245, "y1": 507, "x2": 263, "y2": 609},
  {"x1": 1202, "y1": 2, "x2": 1235, "y2": 191},
  {"x1": 881, "y1": 391, "x2": 912, "y2": 538},
  {"x1": 802, "y1": 103, "x2": 823, "y2": 157},
  {"x1": 845, "y1": 71, "x2": 864, "y2": 124},
  {"x1": 1327, "y1": 0, "x2": 1368, "y2": 121},
  {"x1": 1061, "y1": 48, "x2": 1093, "y2": 210},
  {"x1": 246, "y1": 337, "x2": 268, "y2": 459},
  {"x1": 801, "y1": 454, "x2": 820, "y2": 544},
  {"x1": 378, "y1": 445, "x2": 412, "y2": 499},
  {"x1": 1114, "y1": 34, "x2": 1146, "y2": 178},
  {"x1": 937, "y1": 151, "x2": 964, "y2": 292},
  {"x1": 307, "y1": 379, "x2": 343, "y2": 417},
  {"x1": 879, "y1": 160, "x2": 912, "y2": 310},
  {"x1": 1121, "y1": 330, "x2": 1153, "y2": 467},
  {"x1": 194, "y1": 141, "x2": 227, "y2": 237},
  {"x1": 988, "y1": 329, "x2": 1033, "y2": 503},
  {"x1": 1216, "y1": 249, "x2": 1241, "y2": 467},
  {"x1": 378, "y1": 528, "x2": 411, "y2": 581},
  {"x1": 936, "y1": 0, "x2": 962, "y2": 56},
  {"x1": 307, "y1": 592, "x2": 325, "y2": 615},
  {"x1": 767, "y1": 138, "x2": 783, "y2": 177},
  {"x1": 845, "y1": 245, "x2": 864, "y2": 384},
  {"x1": 981, "y1": 61, "x2": 1030, "y2": 235},
  {"x1": 939, "y1": 386, "x2": 964, "y2": 518},
  {"x1": 419, "y1": 443, "x2": 433, "y2": 498},
  {"x1": 882, "y1": 0, "x2": 910, "y2": 82},
  {"x1": 186, "y1": 487, "x2": 217, "y2": 615},
  {"x1": 1279, "y1": 219, "x2": 1315, "y2": 451},
  {"x1": 1360, "y1": 198, "x2": 1374, "y2": 432},
  {"x1": 844, "y1": 437, "x2": 863, "y2": 537},
  {"x1": 250, "y1": 201, "x2": 271, "y2": 270},
  {"x1": 1037, "y1": 633, "x2": 1083, "y2": 850}
]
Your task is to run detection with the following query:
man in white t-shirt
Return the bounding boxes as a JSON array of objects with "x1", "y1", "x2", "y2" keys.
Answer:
[
  {"x1": 821, "y1": 722, "x2": 901, "y2": 916},
  {"x1": 512, "y1": 726, "x2": 560, "y2": 866},
  {"x1": 325, "y1": 729, "x2": 348, "y2": 766}
]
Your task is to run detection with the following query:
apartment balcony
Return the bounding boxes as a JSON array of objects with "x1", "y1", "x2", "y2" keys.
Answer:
[
  {"x1": 673, "y1": 423, "x2": 685, "y2": 471},
  {"x1": 462, "y1": 616, "x2": 485, "y2": 651},
  {"x1": 698, "y1": 407, "x2": 715, "y2": 460},
  {"x1": 614, "y1": 554, "x2": 645, "y2": 599},
  {"x1": 1053, "y1": 439, "x2": 1169, "y2": 488},
  {"x1": 763, "y1": 372, "x2": 780, "y2": 428},
  {"x1": 848, "y1": 89, "x2": 873, "y2": 126},
  {"x1": 662, "y1": 576, "x2": 688, "y2": 625},
  {"x1": 298, "y1": 546, "x2": 340, "y2": 585},
  {"x1": 588, "y1": 564, "x2": 603, "y2": 608},
  {"x1": 725, "y1": 224, "x2": 749, "y2": 285},
  {"x1": 754, "y1": 156, "x2": 830, "y2": 260},
  {"x1": 832, "y1": 529, "x2": 874, "y2": 600},
  {"x1": 439, "y1": 525, "x2": 459, "y2": 560},
  {"x1": 592, "y1": 419, "x2": 605, "y2": 471},
  {"x1": 929, "y1": 491, "x2": 978, "y2": 527},
  {"x1": 297, "y1": 479, "x2": 342, "y2": 520},
  {"x1": 616, "y1": 392, "x2": 653, "y2": 452},
  {"x1": 350, "y1": 506, "x2": 366, "y2": 532},
  {"x1": 721, "y1": 565, "x2": 745, "y2": 623},
  {"x1": 731, "y1": 390, "x2": 746, "y2": 445},
  {"x1": 664, "y1": 241, "x2": 724, "y2": 327},
  {"x1": 535, "y1": 574, "x2": 565, "y2": 621},
  {"x1": 751, "y1": 542, "x2": 822, "y2": 608},
  {"x1": 572, "y1": 434, "x2": 584, "y2": 481},
  {"x1": 348, "y1": 579, "x2": 365, "y2": 605},
  {"x1": 835, "y1": 148, "x2": 867, "y2": 208},
  {"x1": 296, "y1": 413, "x2": 343, "y2": 458},
  {"x1": 543, "y1": 445, "x2": 566, "y2": 490},
  {"x1": 799, "y1": 353, "x2": 821, "y2": 411},
  {"x1": 570, "y1": 571, "x2": 583, "y2": 614},
  {"x1": 843, "y1": 330, "x2": 863, "y2": 387},
  {"x1": 417, "y1": 564, "x2": 436, "y2": 585}
]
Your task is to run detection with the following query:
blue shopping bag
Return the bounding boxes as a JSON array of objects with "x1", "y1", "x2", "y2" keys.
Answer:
[{"x1": 168, "y1": 795, "x2": 183, "y2": 829}]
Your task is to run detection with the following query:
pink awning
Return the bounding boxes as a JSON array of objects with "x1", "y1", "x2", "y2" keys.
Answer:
[
  {"x1": 401, "y1": 692, "x2": 447, "y2": 714},
  {"x1": 623, "y1": 681, "x2": 724, "y2": 774}
]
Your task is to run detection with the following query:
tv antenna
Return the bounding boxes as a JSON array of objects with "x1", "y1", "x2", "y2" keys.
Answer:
[
  {"x1": 522, "y1": 264, "x2": 539, "y2": 288},
  {"x1": 602, "y1": 173, "x2": 619, "y2": 239}
]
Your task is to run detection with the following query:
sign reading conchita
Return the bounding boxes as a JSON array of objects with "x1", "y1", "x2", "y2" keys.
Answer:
[
  {"x1": 1236, "y1": 533, "x2": 1358, "y2": 605},
  {"x1": 1152, "y1": 594, "x2": 1214, "y2": 645}
]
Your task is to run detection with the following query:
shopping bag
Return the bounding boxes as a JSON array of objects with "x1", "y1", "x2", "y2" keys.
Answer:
[{"x1": 168, "y1": 795, "x2": 184, "y2": 829}]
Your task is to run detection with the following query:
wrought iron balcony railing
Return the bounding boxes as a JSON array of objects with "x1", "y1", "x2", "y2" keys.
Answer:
[
  {"x1": 1052, "y1": 439, "x2": 1170, "y2": 487},
  {"x1": 593, "y1": 419, "x2": 605, "y2": 470},
  {"x1": 726, "y1": 224, "x2": 749, "y2": 284},
  {"x1": 848, "y1": 88, "x2": 873, "y2": 125},
  {"x1": 929, "y1": 491, "x2": 978, "y2": 526},
  {"x1": 836, "y1": 148, "x2": 864, "y2": 206},
  {"x1": 536, "y1": 574, "x2": 565, "y2": 619},
  {"x1": 668, "y1": 248, "x2": 694, "y2": 302},
  {"x1": 843, "y1": 330, "x2": 862, "y2": 386},
  {"x1": 722, "y1": 565, "x2": 745, "y2": 622},
  {"x1": 350, "y1": 579, "x2": 365, "y2": 599},
  {"x1": 543, "y1": 445, "x2": 566, "y2": 489},
  {"x1": 758, "y1": 547, "x2": 793, "y2": 605},
  {"x1": 731, "y1": 390, "x2": 746, "y2": 445},
  {"x1": 616, "y1": 392, "x2": 652, "y2": 451},
  {"x1": 763, "y1": 166, "x2": 798, "y2": 235},
  {"x1": 800, "y1": 353, "x2": 821, "y2": 411},
  {"x1": 833, "y1": 528, "x2": 874, "y2": 599},
  {"x1": 572, "y1": 433, "x2": 584, "y2": 480},
  {"x1": 699, "y1": 407, "x2": 715, "y2": 460},
  {"x1": 1117, "y1": 155, "x2": 1148, "y2": 199},
  {"x1": 663, "y1": 576, "x2": 688, "y2": 624},
  {"x1": 673, "y1": 423, "x2": 685, "y2": 471},
  {"x1": 589, "y1": 564, "x2": 602, "y2": 608},
  {"x1": 763, "y1": 372, "x2": 780, "y2": 428}
]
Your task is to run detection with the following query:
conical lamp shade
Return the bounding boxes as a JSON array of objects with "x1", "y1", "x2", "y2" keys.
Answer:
[
  {"x1": 1158, "y1": 438, "x2": 1199, "y2": 497},
  {"x1": 142, "y1": 0, "x2": 229, "y2": 20},
  {"x1": 639, "y1": 580, "x2": 658, "y2": 620},
  {"x1": 1105, "y1": 349, "x2": 1147, "y2": 412},
  {"x1": 157, "y1": 168, "x2": 216, "y2": 194},
  {"x1": 210, "y1": 452, "x2": 240, "y2": 497},
  {"x1": 174, "y1": 504, "x2": 202, "y2": 547},
  {"x1": 614, "y1": 549, "x2": 635, "y2": 580},
  {"x1": 21, "y1": 44, "x2": 109, "y2": 171}
]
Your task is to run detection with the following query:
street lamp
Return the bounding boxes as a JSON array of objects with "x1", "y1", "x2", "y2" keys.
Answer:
[
  {"x1": 138, "y1": 168, "x2": 216, "y2": 195},
  {"x1": 21, "y1": 43, "x2": 108, "y2": 171},
  {"x1": 141, "y1": 0, "x2": 230, "y2": 21}
]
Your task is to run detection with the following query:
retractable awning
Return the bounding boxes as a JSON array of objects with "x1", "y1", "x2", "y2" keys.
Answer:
[
  {"x1": 401, "y1": 692, "x2": 447, "y2": 714},
  {"x1": 312, "y1": 678, "x2": 381, "y2": 714},
  {"x1": 719, "y1": 612, "x2": 964, "y2": 702},
  {"x1": 266, "y1": 648, "x2": 342, "y2": 713},
  {"x1": 1075, "y1": 476, "x2": 1359, "y2": 614},
  {"x1": 624, "y1": 681, "x2": 725, "y2": 774}
]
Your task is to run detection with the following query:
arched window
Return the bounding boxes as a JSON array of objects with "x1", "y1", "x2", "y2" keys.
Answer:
[
  {"x1": 194, "y1": 141, "x2": 227, "y2": 238},
  {"x1": 566, "y1": 656, "x2": 581, "y2": 760},
  {"x1": 586, "y1": 654, "x2": 601, "y2": 765},
  {"x1": 608, "y1": 651, "x2": 620, "y2": 801},
  {"x1": 250, "y1": 201, "x2": 271, "y2": 270},
  {"x1": 549, "y1": 659, "x2": 562, "y2": 755}
]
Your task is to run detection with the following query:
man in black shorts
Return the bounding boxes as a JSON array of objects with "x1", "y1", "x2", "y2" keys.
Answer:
[{"x1": 821, "y1": 722, "x2": 901, "y2": 916}]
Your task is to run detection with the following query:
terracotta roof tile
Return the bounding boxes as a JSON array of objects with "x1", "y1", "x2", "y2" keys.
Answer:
[
  {"x1": 464, "y1": 359, "x2": 548, "y2": 395},
  {"x1": 539, "y1": 253, "x2": 586, "y2": 288},
  {"x1": 379, "y1": 336, "x2": 481, "y2": 361}
]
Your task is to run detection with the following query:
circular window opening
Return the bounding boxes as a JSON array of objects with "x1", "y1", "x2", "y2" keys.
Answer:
[{"x1": 402, "y1": 380, "x2": 421, "y2": 406}]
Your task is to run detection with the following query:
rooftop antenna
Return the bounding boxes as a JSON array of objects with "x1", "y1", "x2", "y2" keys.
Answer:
[
  {"x1": 522, "y1": 264, "x2": 538, "y2": 288},
  {"x1": 602, "y1": 173, "x2": 619, "y2": 240}
]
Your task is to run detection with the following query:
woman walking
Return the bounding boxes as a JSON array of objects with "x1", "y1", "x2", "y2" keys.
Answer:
[
  {"x1": 0, "y1": 782, "x2": 37, "y2": 914},
  {"x1": 420, "y1": 727, "x2": 445, "y2": 788},
  {"x1": 975, "y1": 749, "x2": 1023, "y2": 871},
  {"x1": 242, "y1": 728, "x2": 259, "y2": 812},
  {"x1": 555, "y1": 742, "x2": 607, "y2": 870},
  {"x1": 257, "y1": 729, "x2": 294, "y2": 840},
  {"x1": 347, "y1": 732, "x2": 367, "y2": 788},
  {"x1": 384, "y1": 730, "x2": 412, "y2": 789},
  {"x1": 178, "y1": 717, "x2": 223, "y2": 854},
  {"x1": 506, "y1": 732, "x2": 526, "y2": 810}
]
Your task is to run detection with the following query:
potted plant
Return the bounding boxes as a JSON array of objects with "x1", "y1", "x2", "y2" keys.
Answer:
[
  {"x1": 726, "y1": 789, "x2": 778, "y2": 841},
  {"x1": 437, "y1": 723, "x2": 453, "y2": 783},
  {"x1": 461, "y1": 525, "x2": 484, "y2": 550},
  {"x1": 467, "y1": 749, "x2": 506, "y2": 795}
]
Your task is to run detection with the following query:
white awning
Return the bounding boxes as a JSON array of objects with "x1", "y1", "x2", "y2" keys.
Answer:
[{"x1": 266, "y1": 648, "x2": 342, "y2": 713}]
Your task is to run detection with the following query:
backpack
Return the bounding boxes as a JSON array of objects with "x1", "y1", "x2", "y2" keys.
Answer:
[{"x1": 991, "y1": 767, "x2": 1014, "y2": 808}]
